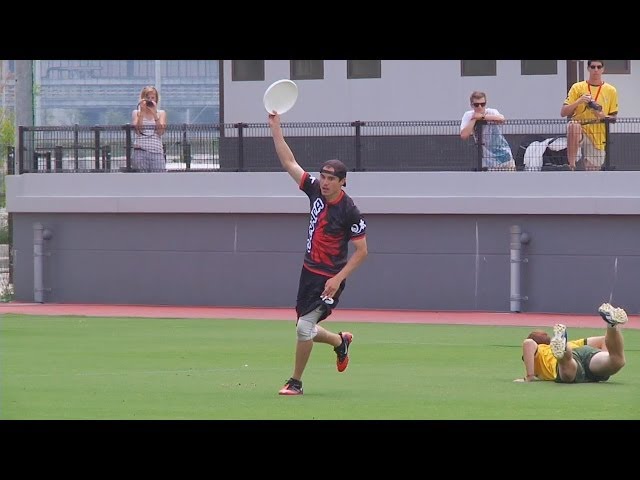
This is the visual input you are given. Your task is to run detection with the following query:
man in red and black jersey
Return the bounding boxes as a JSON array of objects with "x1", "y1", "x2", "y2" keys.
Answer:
[{"x1": 269, "y1": 112, "x2": 369, "y2": 396}]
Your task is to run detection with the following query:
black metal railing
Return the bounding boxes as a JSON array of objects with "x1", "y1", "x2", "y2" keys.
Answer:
[{"x1": 10, "y1": 118, "x2": 640, "y2": 174}]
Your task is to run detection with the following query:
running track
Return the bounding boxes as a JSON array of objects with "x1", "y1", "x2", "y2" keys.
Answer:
[{"x1": 1, "y1": 303, "x2": 638, "y2": 329}]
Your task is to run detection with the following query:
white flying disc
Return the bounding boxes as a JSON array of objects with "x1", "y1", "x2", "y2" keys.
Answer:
[{"x1": 263, "y1": 79, "x2": 298, "y2": 114}]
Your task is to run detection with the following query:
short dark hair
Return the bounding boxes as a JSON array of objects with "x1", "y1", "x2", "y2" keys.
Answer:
[
  {"x1": 587, "y1": 60, "x2": 605, "y2": 67},
  {"x1": 469, "y1": 91, "x2": 487, "y2": 103},
  {"x1": 320, "y1": 159, "x2": 348, "y2": 186}
]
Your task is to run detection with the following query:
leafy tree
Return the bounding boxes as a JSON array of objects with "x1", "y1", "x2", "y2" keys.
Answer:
[{"x1": 0, "y1": 107, "x2": 15, "y2": 208}]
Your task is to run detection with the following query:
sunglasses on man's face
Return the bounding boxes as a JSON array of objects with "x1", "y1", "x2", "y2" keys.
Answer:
[
  {"x1": 472, "y1": 102, "x2": 486, "y2": 107},
  {"x1": 589, "y1": 65, "x2": 603, "y2": 70}
]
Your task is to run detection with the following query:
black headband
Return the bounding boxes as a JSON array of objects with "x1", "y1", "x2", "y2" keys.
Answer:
[{"x1": 320, "y1": 167, "x2": 346, "y2": 179}]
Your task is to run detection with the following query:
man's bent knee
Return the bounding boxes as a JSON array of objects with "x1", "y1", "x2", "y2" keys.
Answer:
[
  {"x1": 296, "y1": 306, "x2": 323, "y2": 341},
  {"x1": 610, "y1": 357, "x2": 625, "y2": 373},
  {"x1": 296, "y1": 318, "x2": 318, "y2": 341}
]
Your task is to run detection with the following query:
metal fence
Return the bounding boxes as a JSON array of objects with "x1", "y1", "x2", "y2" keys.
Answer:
[
  {"x1": 9, "y1": 118, "x2": 640, "y2": 174},
  {"x1": 0, "y1": 209, "x2": 8, "y2": 290}
]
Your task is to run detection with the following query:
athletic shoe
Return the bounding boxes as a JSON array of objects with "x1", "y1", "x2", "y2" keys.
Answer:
[
  {"x1": 550, "y1": 323, "x2": 568, "y2": 359},
  {"x1": 334, "y1": 332, "x2": 353, "y2": 372},
  {"x1": 278, "y1": 377, "x2": 303, "y2": 396},
  {"x1": 598, "y1": 303, "x2": 628, "y2": 327}
]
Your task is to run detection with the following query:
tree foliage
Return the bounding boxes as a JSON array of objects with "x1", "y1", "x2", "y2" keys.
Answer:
[{"x1": 0, "y1": 107, "x2": 14, "y2": 208}]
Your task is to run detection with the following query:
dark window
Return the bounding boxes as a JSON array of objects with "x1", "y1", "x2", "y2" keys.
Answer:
[
  {"x1": 521, "y1": 60, "x2": 557, "y2": 75},
  {"x1": 601, "y1": 60, "x2": 630, "y2": 74},
  {"x1": 232, "y1": 60, "x2": 265, "y2": 81},
  {"x1": 461, "y1": 60, "x2": 496, "y2": 77},
  {"x1": 290, "y1": 61, "x2": 324, "y2": 80},
  {"x1": 347, "y1": 60, "x2": 381, "y2": 79}
]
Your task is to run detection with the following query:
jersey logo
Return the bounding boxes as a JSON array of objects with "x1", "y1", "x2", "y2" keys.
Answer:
[
  {"x1": 351, "y1": 219, "x2": 366, "y2": 234},
  {"x1": 307, "y1": 197, "x2": 325, "y2": 252}
]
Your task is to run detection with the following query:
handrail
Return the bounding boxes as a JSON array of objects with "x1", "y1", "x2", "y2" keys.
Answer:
[{"x1": 11, "y1": 118, "x2": 640, "y2": 174}]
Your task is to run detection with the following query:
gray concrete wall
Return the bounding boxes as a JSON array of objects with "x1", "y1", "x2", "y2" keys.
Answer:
[{"x1": 6, "y1": 171, "x2": 640, "y2": 314}]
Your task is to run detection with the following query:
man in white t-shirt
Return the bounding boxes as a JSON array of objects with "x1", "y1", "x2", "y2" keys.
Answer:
[{"x1": 460, "y1": 91, "x2": 515, "y2": 170}]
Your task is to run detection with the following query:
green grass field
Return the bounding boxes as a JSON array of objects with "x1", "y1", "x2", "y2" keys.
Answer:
[{"x1": 1, "y1": 314, "x2": 638, "y2": 420}]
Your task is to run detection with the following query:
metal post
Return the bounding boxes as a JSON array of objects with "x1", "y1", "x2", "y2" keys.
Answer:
[
  {"x1": 33, "y1": 223, "x2": 52, "y2": 303},
  {"x1": 124, "y1": 124, "x2": 133, "y2": 171},
  {"x1": 510, "y1": 225, "x2": 530, "y2": 313},
  {"x1": 474, "y1": 121, "x2": 485, "y2": 171},
  {"x1": 182, "y1": 125, "x2": 190, "y2": 170},
  {"x1": 54, "y1": 146, "x2": 63, "y2": 171},
  {"x1": 183, "y1": 143, "x2": 191, "y2": 170},
  {"x1": 102, "y1": 145, "x2": 111, "y2": 171},
  {"x1": 73, "y1": 124, "x2": 79, "y2": 171},
  {"x1": 603, "y1": 117, "x2": 614, "y2": 171},
  {"x1": 18, "y1": 126, "x2": 25, "y2": 174},
  {"x1": 94, "y1": 127, "x2": 101, "y2": 171},
  {"x1": 352, "y1": 120, "x2": 365, "y2": 171},
  {"x1": 235, "y1": 122, "x2": 247, "y2": 172}
]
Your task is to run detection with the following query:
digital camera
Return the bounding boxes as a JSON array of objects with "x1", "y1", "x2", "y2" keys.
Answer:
[
  {"x1": 587, "y1": 100, "x2": 602, "y2": 111},
  {"x1": 145, "y1": 99, "x2": 154, "y2": 107}
]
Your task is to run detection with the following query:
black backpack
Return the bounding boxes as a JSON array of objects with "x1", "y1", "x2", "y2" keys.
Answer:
[{"x1": 541, "y1": 137, "x2": 569, "y2": 171}]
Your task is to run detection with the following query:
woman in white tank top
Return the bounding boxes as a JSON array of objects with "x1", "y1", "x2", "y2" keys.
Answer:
[{"x1": 131, "y1": 85, "x2": 167, "y2": 172}]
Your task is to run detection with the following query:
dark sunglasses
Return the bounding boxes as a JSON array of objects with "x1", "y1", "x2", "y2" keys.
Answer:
[
  {"x1": 589, "y1": 65, "x2": 603, "y2": 70},
  {"x1": 472, "y1": 102, "x2": 486, "y2": 107}
]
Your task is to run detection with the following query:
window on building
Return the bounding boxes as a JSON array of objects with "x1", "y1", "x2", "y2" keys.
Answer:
[
  {"x1": 290, "y1": 61, "x2": 324, "y2": 80},
  {"x1": 461, "y1": 60, "x2": 496, "y2": 76},
  {"x1": 232, "y1": 60, "x2": 265, "y2": 81},
  {"x1": 601, "y1": 60, "x2": 630, "y2": 74},
  {"x1": 521, "y1": 60, "x2": 557, "y2": 75},
  {"x1": 347, "y1": 60, "x2": 381, "y2": 79}
]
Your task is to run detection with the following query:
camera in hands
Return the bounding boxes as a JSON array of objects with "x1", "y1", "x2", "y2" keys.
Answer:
[
  {"x1": 145, "y1": 99, "x2": 155, "y2": 107},
  {"x1": 587, "y1": 100, "x2": 602, "y2": 111}
]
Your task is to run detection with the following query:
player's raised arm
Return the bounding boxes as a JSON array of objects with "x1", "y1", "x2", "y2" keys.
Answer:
[{"x1": 268, "y1": 112, "x2": 304, "y2": 185}]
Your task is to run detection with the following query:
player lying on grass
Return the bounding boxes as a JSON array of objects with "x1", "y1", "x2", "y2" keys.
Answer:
[{"x1": 514, "y1": 302, "x2": 628, "y2": 384}]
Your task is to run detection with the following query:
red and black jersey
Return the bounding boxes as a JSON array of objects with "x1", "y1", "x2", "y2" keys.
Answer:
[{"x1": 299, "y1": 171, "x2": 366, "y2": 277}]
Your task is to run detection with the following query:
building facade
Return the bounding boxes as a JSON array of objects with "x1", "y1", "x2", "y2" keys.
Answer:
[
  {"x1": 3, "y1": 60, "x2": 637, "y2": 127},
  {"x1": 222, "y1": 60, "x2": 638, "y2": 124}
]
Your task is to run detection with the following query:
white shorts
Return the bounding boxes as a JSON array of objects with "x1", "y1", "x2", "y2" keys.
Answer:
[{"x1": 579, "y1": 135, "x2": 605, "y2": 167}]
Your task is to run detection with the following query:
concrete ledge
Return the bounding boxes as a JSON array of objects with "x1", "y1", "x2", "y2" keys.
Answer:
[{"x1": 7, "y1": 171, "x2": 640, "y2": 215}]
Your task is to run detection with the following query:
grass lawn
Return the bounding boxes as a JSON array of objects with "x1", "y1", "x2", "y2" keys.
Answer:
[{"x1": 1, "y1": 314, "x2": 638, "y2": 420}]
